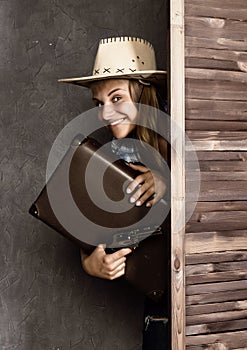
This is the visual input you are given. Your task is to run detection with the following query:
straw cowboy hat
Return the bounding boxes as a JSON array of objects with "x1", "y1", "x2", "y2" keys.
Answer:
[{"x1": 58, "y1": 36, "x2": 167, "y2": 87}]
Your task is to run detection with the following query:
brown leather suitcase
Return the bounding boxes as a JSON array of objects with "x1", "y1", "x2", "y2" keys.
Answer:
[{"x1": 29, "y1": 134, "x2": 169, "y2": 300}]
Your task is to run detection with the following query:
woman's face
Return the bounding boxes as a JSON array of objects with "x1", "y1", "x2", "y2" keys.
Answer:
[{"x1": 91, "y1": 79, "x2": 138, "y2": 139}]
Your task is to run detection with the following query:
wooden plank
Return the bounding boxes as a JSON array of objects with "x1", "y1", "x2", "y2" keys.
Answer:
[
  {"x1": 186, "y1": 120, "x2": 247, "y2": 131},
  {"x1": 190, "y1": 201, "x2": 247, "y2": 212},
  {"x1": 185, "y1": 0, "x2": 247, "y2": 8},
  {"x1": 186, "y1": 68, "x2": 247, "y2": 83},
  {"x1": 198, "y1": 181, "x2": 247, "y2": 201},
  {"x1": 187, "y1": 131, "x2": 247, "y2": 141},
  {"x1": 186, "y1": 330, "x2": 247, "y2": 347},
  {"x1": 186, "y1": 110, "x2": 247, "y2": 122},
  {"x1": 186, "y1": 250, "x2": 247, "y2": 265},
  {"x1": 192, "y1": 152, "x2": 247, "y2": 161},
  {"x1": 186, "y1": 270, "x2": 247, "y2": 285},
  {"x1": 187, "y1": 181, "x2": 247, "y2": 201},
  {"x1": 185, "y1": 47, "x2": 247, "y2": 63},
  {"x1": 186, "y1": 289, "x2": 247, "y2": 305},
  {"x1": 186, "y1": 280, "x2": 247, "y2": 296},
  {"x1": 187, "y1": 346, "x2": 247, "y2": 350},
  {"x1": 186, "y1": 318, "x2": 247, "y2": 335},
  {"x1": 171, "y1": 0, "x2": 185, "y2": 348},
  {"x1": 186, "y1": 300, "x2": 247, "y2": 316},
  {"x1": 186, "y1": 79, "x2": 247, "y2": 100},
  {"x1": 190, "y1": 140, "x2": 247, "y2": 151},
  {"x1": 186, "y1": 131, "x2": 247, "y2": 151},
  {"x1": 186, "y1": 211, "x2": 247, "y2": 232},
  {"x1": 185, "y1": 230, "x2": 247, "y2": 254},
  {"x1": 187, "y1": 309, "x2": 247, "y2": 326},
  {"x1": 185, "y1": 16, "x2": 247, "y2": 41},
  {"x1": 186, "y1": 35, "x2": 247, "y2": 51},
  {"x1": 186, "y1": 261, "x2": 247, "y2": 275},
  {"x1": 186, "y1": 99, "x2": 247, "y2": 121},
  {"x1": 185, "y1": 1, "x2": 247, "y2": 21},
  {"x1": 187, "y1": 347, "x2": 229, "y2": 350},
  {"x1": 188, "y1": 209, "x2": 247, "y2": 221},
  {"x1": 198, "y1": 161, "x2": 247, "y2": 171},
  {"x1": 189, "y1": 208, "x2": 246, "y2": 224},
  {"x1": 197, "y1": 172, "x2": 247, "y2": 181},
  {"x1": 186, "y1": 99, "x2": 247, "y2": 112},
  {"x1": 185, "y1": 57, "x2": 239, "y2": 71}
]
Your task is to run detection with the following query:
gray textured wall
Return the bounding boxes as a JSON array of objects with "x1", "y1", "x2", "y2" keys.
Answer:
[{"x1": 0, "y1": 1, "x2": 168, "y2": 349}]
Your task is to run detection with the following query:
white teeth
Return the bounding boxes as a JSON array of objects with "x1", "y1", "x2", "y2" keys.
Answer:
[{"x1": 110, "y1": 118, "x2": 125, "y2": 126}]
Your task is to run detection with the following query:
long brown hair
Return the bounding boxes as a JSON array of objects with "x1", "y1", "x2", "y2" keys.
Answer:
[{"x1": 128, "y1": 80, "x2": 167, "y2": 160}]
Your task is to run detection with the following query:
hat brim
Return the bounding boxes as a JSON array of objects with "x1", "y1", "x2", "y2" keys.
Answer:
[{"x1": 58, "y1": 70, "x2": 167, "y2": 87}]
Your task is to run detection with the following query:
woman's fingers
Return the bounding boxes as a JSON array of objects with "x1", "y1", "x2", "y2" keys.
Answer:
[
  {"x1": 103, "y1": 248, "x2": 131, "y2": 264},
  {"x1": 126, "y1": 164, "x2": 167, "y2": 207},
  {"x1": 82, "y1": 245, "x2": 132, "y2": 280},
  {"x1": 104, "y1": 262, "x2": 127, "y2": 280},
  {"x1": 126, "y1": 164, "x2": 149, "y2": 194},
  {"x1": 127, "y1": 171, "x2": 154, "y2": 205},
  {"x1": 127, "y1": 172, "x2": 153, "y2": 195},
  {"x1": 101, "y1": 248, "x2": 131, "y2": 279}
]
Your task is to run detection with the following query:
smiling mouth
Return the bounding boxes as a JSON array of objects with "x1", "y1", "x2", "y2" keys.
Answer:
[{"x1": 109, "y1": 118, "x2": 126, "y2": 126}]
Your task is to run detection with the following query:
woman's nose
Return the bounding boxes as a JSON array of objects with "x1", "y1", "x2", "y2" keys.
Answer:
[{"x1": 101, "y1": 103, "x2": 115, "y2": 120}]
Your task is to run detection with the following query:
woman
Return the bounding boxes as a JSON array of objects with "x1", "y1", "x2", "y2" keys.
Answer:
[{"x1": 59, "y1": 36, "x2": 170, "y2": 349}]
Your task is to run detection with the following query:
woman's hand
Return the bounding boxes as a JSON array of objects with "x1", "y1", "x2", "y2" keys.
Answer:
[
  {"x1": 81, "y1": 245, "x2": 132, "y2": 280},
  {"x1": 126, "y1": 163, "x2": 167, "y2": 207}
]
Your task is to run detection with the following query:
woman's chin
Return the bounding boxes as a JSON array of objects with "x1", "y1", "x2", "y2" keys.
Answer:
[
  {"x1": 109, "y1": 125, "x2": 135, "y2": 139},
  {"x1": 111, "y1": 131, "x2": 129, "y2": 139}
]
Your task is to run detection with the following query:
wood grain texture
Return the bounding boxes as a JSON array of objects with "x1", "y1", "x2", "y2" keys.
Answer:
[
  {"x1": 187, "y1": 130, "x2": 247, "y2": 141},
  {"x1": 187, "y1": 319, "x2": 247, "y2": 336},
  {"x1": 186, "y1": 131, "x2": 247, "y2": 151},
  {"x1": 186, "y1": 79, "x2": 247, "y2": 100},
  {"x1": 186, "y1": 280, "x2": 247, "y2": 296},
  {"x1": 186, "y1": 99, "x2": 247, "y2": 121},
  {"x1": 185, "y1": 57, "x2": 239, "y2": 71},
  {"x1": 186, "y1": 330, "x2": 247, "y2": 347},
  {"x1": 198, "y1": 161, "x2": 247, "y2": 171},
  {"x1": 192, "y1": 153, "x2": 247, "y2": 161},
  {"x1": 186, "y1": 35, "x2": 247, "y2": 51},
  {"x1": 186, "y1": 300, "x2": 247, "y2": 316},
  {"x1": 186, "y1": 16, "x2": 247, "y2": 41},
  {"x1": 187, "y1": 308, "x2": 247, "y2": 326},
  {"x1": 186, "y1": 211, "x2": 247, "y2": 232},
  {"x1": 186, "y1": 68, "x2": 247, "y2": 83},
  {"x1": 198, "y1": 181, "x2": 247, "y2": 201},
  {"x1": 186, "y1": 270, "x2": 247, "y2": 284},
  {"x1": 197, "y1": 172, "x2": 247, "y2": 181},
  {"x1": 185, "y1": 47, "x2": 247, "y2": 65},
  {"x1": 186, "y1": 289, "x2": 247, "y2": 305},
  {"x1": 171, "y1": 0, "x2": 186, "y2": 348},
  {"x1": 185, "y1": 1, "x2": 247, "y2": 21},
  {"x1": 187, "y1": 346, "x2": 247, "y2": 350},
  {"x1": 186, "y1": 261, "x2": 247, "y2": 275},
  {"x1": 184, "y1": 0, "x2": 247, "y2": 347},
  {"x1": 188, "y1": 140, "x2": 247, "y2": 151},
  {"x1": 186, "y1": 250, "x2": 247, "y2": 264},
  {"x1": 186, "y1": 318, "x2": 247, "y2": 335},
  {"x1": 185, "y1": 230, "x2": 247, "y2": 254},
  {"x1": 186, "y1": 120, "x2": 247, "y2": 131}
]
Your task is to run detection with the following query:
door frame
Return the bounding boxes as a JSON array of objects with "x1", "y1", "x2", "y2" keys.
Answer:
[{"x1": 170, "y1": 0, "x2": 185, "y2": 349}]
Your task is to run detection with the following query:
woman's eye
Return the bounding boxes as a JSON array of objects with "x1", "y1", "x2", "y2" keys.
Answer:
[
  {"x1": 112, "y1": 96, "x2": 121, "y2": 103},
  {"x1": 95, "y1": 101, "x2": 103, "y2": 107}
]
